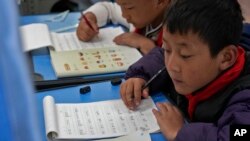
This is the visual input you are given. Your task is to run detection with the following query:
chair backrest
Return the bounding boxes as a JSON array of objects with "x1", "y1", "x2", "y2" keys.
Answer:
[{"x1": 0, "y1": 1, "x2": 42, "y2": 141}]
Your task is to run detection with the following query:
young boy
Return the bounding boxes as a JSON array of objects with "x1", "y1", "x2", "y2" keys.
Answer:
[
  {"x1": 76, "y1": 0, "x2": 171, "y2": 54},
  {"x1": 120, "y1": 0, "x2": 250, "y2": 140}
]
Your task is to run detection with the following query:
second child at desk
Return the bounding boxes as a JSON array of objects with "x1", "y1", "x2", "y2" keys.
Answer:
[
  {"x1": 120, "y1": 0, "x2": 250, "y2": 141},
  {"x1": 76, "y1": 0, "x2": 171, "y2": 55}
]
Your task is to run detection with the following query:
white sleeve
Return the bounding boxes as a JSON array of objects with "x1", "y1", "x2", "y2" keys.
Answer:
[{"x1": 83, "y1": 2, "x2": 132, "y2": 29}]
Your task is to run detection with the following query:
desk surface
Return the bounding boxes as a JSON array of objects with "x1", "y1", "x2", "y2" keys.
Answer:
[{"x1": 36, "y1": 81, "x2": 168, "y2": 141}]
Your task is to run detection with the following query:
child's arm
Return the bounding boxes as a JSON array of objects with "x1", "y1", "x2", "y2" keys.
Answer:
[
  {"x1": 77, "y1": 2, "x2": 131, "y2": 41},
  {"x1": 153, "y1": 102, "x2": 185, "y2": 141},
  {"x1": 83, "y1": 2, "x2": 130, "y2": 28},
  {"x1": 113, "y1": 32, "x2": 156, "y2": 55},
  {"x1": 172, "y1": 90, "x2": 250, "y2": 141},
  {"x1": 125, "y1": 47, "x2": 169, "y2": 91},
  {"x1": 120, "y1": 47, "x2": 172, "y2": 109}
]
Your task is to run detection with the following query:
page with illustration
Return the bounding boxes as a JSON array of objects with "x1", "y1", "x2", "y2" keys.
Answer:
[{"x1": 50, "y1": 46, "x2": 142, "y2": 78}]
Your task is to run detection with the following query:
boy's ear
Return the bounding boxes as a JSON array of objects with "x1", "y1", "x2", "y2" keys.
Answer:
[
  {"x1": 154, "y1": 0, "x2": 171, "y2": 7},
  {"x1": 218, "y1": 45, "x2": 238, "y2": 71}
]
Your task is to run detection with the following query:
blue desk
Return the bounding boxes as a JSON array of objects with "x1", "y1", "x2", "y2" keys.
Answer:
[{"x1": 36, "y1": 81, "x2": 168, "y2": 141}]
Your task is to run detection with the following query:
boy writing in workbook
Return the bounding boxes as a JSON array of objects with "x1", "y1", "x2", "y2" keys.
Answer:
[
  {"x1": 120, "y1": 0, "x2": 250, "y2": 140},
  {"x1": 76, "y1": 0, "x2": 171, "y2": 55}
]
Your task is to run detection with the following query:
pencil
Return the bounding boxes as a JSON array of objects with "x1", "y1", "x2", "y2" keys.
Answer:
[
  {"x1": 80, "y1": 13, "x2": 95, "y2": 31},
  {"x1": 142, "y1": 66, "x2": 166, "y2": 90}
]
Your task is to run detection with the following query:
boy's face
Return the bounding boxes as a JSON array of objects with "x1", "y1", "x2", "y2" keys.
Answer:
[
  {"x1": 162, "y1": 28, "x2": 223, "y2": 95},
  {"x1": 116, "y1": 0, "x2": 169, "y2": 28}
]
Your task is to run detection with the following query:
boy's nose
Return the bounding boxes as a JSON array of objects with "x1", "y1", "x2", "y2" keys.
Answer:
[
  {"x1": 122, "y1": 12, "x2": 131, "y2": 22},
  {"x1": 166, "y1": 55, "x2": 181, "y2": 73}
]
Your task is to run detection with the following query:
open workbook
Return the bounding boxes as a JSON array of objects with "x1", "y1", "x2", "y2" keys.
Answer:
[
  {"x1": 43, "y1": 96, "x2": 159, "y2": 140},
  {"x1": 20, "y1": 23, "x2": 142, "y2": 78}
]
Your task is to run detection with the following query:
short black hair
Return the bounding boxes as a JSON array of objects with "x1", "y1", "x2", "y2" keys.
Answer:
[{"x1": 164, "y1": 0, "x2": 244, "y2": 57}]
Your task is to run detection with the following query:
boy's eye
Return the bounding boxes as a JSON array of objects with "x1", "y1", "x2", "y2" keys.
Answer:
[
  {"x1": 123, "y1": 5, "x2": 134, "y2": 10},
  {"x1": 164, "y1": 48, "x2": 171, "y2": 54},
  {"x1": 162, "y1": 45, "x2": 171, "y2": 54},
  {"x1": 126, "y1": 7, "x2": 134, "y2": 10},
  {"x1": 180, "y1": 55, "x2": 192, "y2": 59}
]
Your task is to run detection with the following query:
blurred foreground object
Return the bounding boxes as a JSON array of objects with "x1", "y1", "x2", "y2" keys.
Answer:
[{"x1": 0, "y1": 0, "x2": 42, "y2": 141}]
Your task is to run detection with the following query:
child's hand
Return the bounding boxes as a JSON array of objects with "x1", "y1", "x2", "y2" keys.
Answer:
[
  {"x1": 76, "y1": 12, "x2": 99, "y2": 41},
  {"x1": 120, "y1": 78, "x2": 149, "y2": 110},
  {"x1": 153, "y1": 103, "x2": 185, "y2": 141},
  {"x1": 113, "y1": 32, "x2": 156, "y2": 55}
]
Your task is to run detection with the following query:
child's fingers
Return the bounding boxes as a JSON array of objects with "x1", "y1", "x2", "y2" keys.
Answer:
[
  {"x1": 120, "y1": 82, "x2": 128, "y2": 106},
  {"x1": 142, "y1": 88, "x2": 149, "y2": 98},
  {"x1": 84, "y1": 12, "x2": 98, "y2": 32},
  {"x1": 120, "y1": 82, "x2": 133, "y2": 109},
  {"x1": 77, "y1": 21, "x2": 96, "y2": 41},
  {"x1": 163, "y1": 103, "x2": 177, "y2": 113},
  {"x1": 113, "y1": 34, "x2": 124, "y2": 44},
  {"x1": 113, "y1": 33, "x2": 132, "y2": 46},
  {"x1": 156, "y1": 103, "x2": 168, "y2": 115},
  {"x1": 82, "y1": 21, "x2": 98, "y2": 35},
  {"x1": 76, "y1": 29, "x2": 90, "y2": 41},
  {"x1": 88, "y1": 19, "x2": 99, "y2": 33},
  {"x1": 152, "y1": 108, "x2": 161, "y2": 117},
  {"x1": 133, "y1": 81, "x2": 143, "y2": 107},
  {"x1": 124, "y1": 82, "x2": 136, "y2": 110}
]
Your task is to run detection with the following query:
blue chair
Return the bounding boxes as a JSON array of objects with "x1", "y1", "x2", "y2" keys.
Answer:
[{"x1": 0, "y1": 1, "x2": 42, "y2": 141}]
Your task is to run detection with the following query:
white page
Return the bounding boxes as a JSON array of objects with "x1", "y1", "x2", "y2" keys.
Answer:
[
  {"x1": 94, "y1": 131, "x2": 151, "y2": 141},
  {"x1": 20, "y1": 23, "x2": 53, "y2": 52},
  {"x1": 51, "y1": 27, "x2": 125, "y2": 51},
  {"x1": 43, "y1": 96, "x2": 159, "y2": 140},
  {"x1": 43, "y1": 96, "x2": 58, "y2": 139}
]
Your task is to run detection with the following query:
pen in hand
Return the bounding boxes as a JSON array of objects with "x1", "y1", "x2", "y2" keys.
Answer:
[
  {"x1": 80, "y1": 13, "x2": 99, "y2": 34},
  {"x1": 142, "y1": 66, "x2": 166, "y2": 90},
  {"x1": 80, "y1": 13, "x2": 99, "y2": 39},
  {"x1": 127, "y1": 66, "x2": 166, "y2": 110}
]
